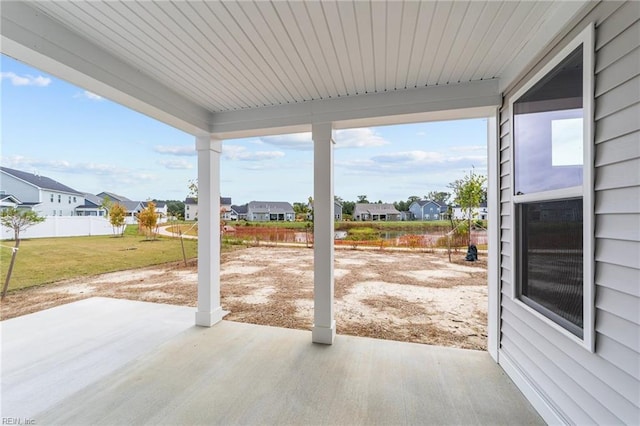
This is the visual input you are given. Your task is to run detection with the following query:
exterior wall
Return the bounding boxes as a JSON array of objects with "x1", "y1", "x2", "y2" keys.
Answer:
[
  {"x1": 1, "y1": 216, "x2": 113, "y2": 239},
  {"x1": 185, "y1": 203, "x2": 198, "y2": 220},
  {"x1": 40, "y1": 190, "x2": 84, "y2": 216},
  {"x1": 334, "y1": 202, "x2": 342, "y2": 221},
  {"x1": 453, "y1": 206, "x2": 487, "y2": 221},
  {"x1": 0, "y1": 173, "x2": 40, "y2": 204},
  {"x1": 423, "y1": 202, "x2": 443, "y2": 220},
  {"x1": 498, "y1": 2, "x2": 639, "y2": 424},
  {"x1": 408, "y1": 202, "x2": 423, "y2": 220}
]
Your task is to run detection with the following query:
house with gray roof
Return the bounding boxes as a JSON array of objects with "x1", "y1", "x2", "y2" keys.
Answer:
[
  {"x1": 353, "y1": 203, "x2": 401, "y2": 221},
  {"x1": 409, "y1": 200, "x2": 449, "y2": 221},
  {"x1": 75, "y1": 192, "x2": 107, "y2": 217},
  {"x1": 0, "y1": 194, "x2": 22, "y2": 211},
  {"x1": 96, "y1": 191, "x2": 131, "y2": 203},
  {"x1": 231, "y1": 204, "x2": 247, "y2": 221},
  {"x1": 247, "y1": 201, "x2": 294, "y2": 222},
  {"x1": 0, "y1": 166, "x2": 84, "y2": 216}
]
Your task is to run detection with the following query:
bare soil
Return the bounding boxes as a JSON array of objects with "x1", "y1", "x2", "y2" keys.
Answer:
[{"x1": 1, "y1": 247, "x2": 488, "y2": 350}]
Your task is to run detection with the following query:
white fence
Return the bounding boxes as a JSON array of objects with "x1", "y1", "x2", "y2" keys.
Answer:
[{"x1": 1, "y1": 216, "x2": 115, "y2": 240}]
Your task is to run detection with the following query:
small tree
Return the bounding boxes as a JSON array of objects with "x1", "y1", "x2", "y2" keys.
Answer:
[
  {"x1": 138, "y1": 201, "x2": 159, "y2": 240},
  {"x1": 426, "y1": 191, "x2": 451, "y2": 205},
  {"x1": 188, "y1": 179, "x2": 198, "y2": 201},
  {"x1": 1, "y1": 208, "x2": 45, "y2": 299},
  {"x1": 448, "y1": 169, "x2": 487, "y2": 246},
  {"x1": 100, "y1": 195, "x2": 112, "y2": 216},
  {"x1": 109, "y1": 203, "x2": 127, "y2": 236}
]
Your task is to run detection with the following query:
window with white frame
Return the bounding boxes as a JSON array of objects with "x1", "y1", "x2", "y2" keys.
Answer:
[{"x1": 511, "y1": 25, "x2": 594, "y2": 350}]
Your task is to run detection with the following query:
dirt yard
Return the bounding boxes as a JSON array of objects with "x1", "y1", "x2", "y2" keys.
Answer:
[{"x1": 1, "y1": 247, "x2": 488, "y2": 350}]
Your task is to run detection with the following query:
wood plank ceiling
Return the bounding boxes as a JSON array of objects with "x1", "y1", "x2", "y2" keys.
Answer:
[{"x1": 30, "y1": 1, "x2": 560, "y2": 113}]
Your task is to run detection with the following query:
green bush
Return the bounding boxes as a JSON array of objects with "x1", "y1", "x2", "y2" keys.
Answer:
[{"x1": 346, "y1": 227, "x2": 379, "y2": 241}]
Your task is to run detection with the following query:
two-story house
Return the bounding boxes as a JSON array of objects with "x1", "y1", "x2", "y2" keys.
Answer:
[
  {"x1": 0, "y1": 166, "x2": 85, "y2": 216},
  {"x1": 408, "y1": 200, "x2": 449, "y2": 221}
]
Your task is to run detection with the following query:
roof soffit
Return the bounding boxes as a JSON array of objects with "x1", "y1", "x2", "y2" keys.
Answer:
[{"x1": 1, "y1": 1, "x2": 592, "y2": 136}]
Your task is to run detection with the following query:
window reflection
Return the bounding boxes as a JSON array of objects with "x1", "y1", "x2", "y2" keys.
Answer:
[{"x1": 514, "y1": 46, "x2": 583, "y2": 195}]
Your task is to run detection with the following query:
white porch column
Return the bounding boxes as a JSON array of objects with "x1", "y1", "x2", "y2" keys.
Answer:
[
  {"x1": 312, "y1": 122, "x2": 336, "y2": 344},
  {"x1": 195, "y1": 135, "x2": 226, "y2": 327}
]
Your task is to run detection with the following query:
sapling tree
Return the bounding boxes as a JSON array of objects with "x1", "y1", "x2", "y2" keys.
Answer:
[
  {"x1": 137, "y1": 201, "x2": 159, "y2": 240},
  {"x1": 1, "y1": 208, "x2": 45, "y2": 299},
  {"x1": 109, "y1": 203, "x2": 127, "y2": 236},
  {"x1": 448, "y1": 169, "x2": 487, "y2": 247}
]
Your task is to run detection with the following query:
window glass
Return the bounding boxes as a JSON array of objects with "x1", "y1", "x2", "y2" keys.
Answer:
[
  {"x1": 514, "y1": 46, "x2": 583, "y2": 195},
  {"x1": 519, "y1": 199, "x2": 583, "y2": 337}
]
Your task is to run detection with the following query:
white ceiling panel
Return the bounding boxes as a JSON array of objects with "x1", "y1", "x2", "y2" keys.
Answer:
[{"x1": 1, "y1": 0, "x2": 592, "y2": 134}]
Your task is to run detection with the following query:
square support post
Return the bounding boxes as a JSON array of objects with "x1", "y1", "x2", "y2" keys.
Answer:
[
  {"x1": 312, "y1": 122, "x2": 336, "y2": 344},
  {"x1": 195, "y1": 135, "x2": 226, "y2": 327}
]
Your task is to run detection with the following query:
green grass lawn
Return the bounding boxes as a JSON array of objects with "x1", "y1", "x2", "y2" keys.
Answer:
[{"x1": 0, "y1": 232, "x2": 198, "y2": 292}]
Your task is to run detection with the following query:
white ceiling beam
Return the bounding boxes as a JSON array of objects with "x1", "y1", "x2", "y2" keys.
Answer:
[
  {"x1": 210, "y1": 79, "x2": 500, "y2": 139},
  {"x1": 1, "y1": 1, "x2": 211, "y2": 135}
]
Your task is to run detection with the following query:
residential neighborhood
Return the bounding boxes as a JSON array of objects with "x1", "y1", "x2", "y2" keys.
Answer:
[
  {"x1": 0, "y1": 166, "x2": 173, "y2": 237},
  {"x1": 1, "y1": 165, "x2": 491, "y2": 238}
]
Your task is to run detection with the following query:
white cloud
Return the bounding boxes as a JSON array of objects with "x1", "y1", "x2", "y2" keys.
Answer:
[
  {"x1": 336, "y1": 150, "x2": 486, "y2": 175},
  {"x1": 1, "y1": 155, "x2": 155, "y2": 186},
  {"x1": 260, "y1": 133, "x2": 312, "y2": 151},
  {"x1": 74, "y1": 90, "x2": 104, "y2": 101},
  {"x1": 223, "y1": 145, "x2": 285, "y2": 161},
  {"x1": 153, "y1": 145, "x2": 195, "y2": 156},
  {"x1": 449, "y1": 145, "x2": 486, "y2": 152},
  {"x1": 1, "y1": 72, "x2": 51, "y2": 87},
  {"x1": 336, "y1": 128, "x2": 390, "y2": 149},
  {"x1": 259, "y1": 128, "x2": 390, "y2": 151},
  {"x1": 371, "y1": 151, "x2": 444, "y2": 164},
  {"x1": 158, "y1": 159, "x2": 193, "y2": 170}
]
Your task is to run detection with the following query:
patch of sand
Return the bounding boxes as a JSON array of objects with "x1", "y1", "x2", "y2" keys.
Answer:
[{"x1": 2, "y1": 247, "x2": 488, "y2": 350}]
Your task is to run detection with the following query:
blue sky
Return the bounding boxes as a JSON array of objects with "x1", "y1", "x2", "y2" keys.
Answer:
[{"x1": 1, "y1": 55, "x2": 487, "y2": 205}]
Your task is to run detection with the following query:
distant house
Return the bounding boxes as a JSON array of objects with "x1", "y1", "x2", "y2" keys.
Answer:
[
  {"x1": 452, "y1": 202, "x2": 488, "y2": 221},
  {"x1": 96, "y1": 191, "x2": 131, "y2": 203},
  {"x1": 76, "y1": 193, "x2": 107, "y2": 217},
  {"x1": 308, "y1": 200, "x2": 343, "y2": 221},
  {"x1": 184, "y1": 197, "x2": 232, "y2": 221},
  {"x1": 0, "y1": 194, "x2": 22, "y2": 211},
  {"x1": 120, "y1": 201, "x2": 144, "y2": 225},
  {"x1": 353, "y1": 203, "x2": 401, "y2": 221},
  {"x1": 247, "y1": 201, "x2": 295, "y2": 221},
  {"x1": 184, "y1": 197, "x2": 197, "y2": 220},
  {"x1": 409, "y1": 200, "x2": 448, "y2": 221},
  {"x1": 0, "y1": 166, "x2": 85, "y2": 216},
  {"x1": 231, "y1": 204, "x2": 248, "y2": 221},
  {"x1": 142, "y1": 201, "x2": 168, "y2": 223},
  {"x1": 334, "y1": 201, "x2": 342, "y2": 221},
  {"x1": 220, "y1": 197, "x2": 233, "y2": 221},
  {"x1": 399, "y1": 211, "x2": 412, "y2": 221}
]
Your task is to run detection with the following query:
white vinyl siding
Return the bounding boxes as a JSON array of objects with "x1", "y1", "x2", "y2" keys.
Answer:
[{"x1": 498, "y1": 2, "x2": 640, "y2": 424}]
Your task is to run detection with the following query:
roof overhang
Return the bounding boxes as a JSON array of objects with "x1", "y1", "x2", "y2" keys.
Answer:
[{"x1": 1, "y1": 1, "x2": 594, "y2": 138}]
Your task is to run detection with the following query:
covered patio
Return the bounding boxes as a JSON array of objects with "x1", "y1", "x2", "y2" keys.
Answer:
[
  {"x1": 3, "y1": 1, "x2": 637, "y2": 423},
  {"x1": 2, "y1": 298, "x2": 542, "y2": 425}
]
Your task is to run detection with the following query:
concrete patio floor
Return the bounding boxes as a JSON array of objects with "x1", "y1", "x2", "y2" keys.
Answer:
[{"x1": 1, "y1": 297, "x2": 543, "y2": 425}]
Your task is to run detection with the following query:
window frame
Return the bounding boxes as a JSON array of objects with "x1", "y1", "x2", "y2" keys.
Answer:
[{"x1": 509, "y1": 24, "x2": 595, "y2": 352}]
